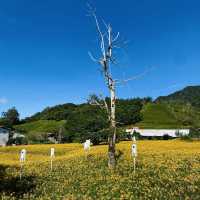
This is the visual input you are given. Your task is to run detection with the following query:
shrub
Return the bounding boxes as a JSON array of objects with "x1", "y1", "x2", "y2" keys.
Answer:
[
  {"x1": 7, "y1": 137, "x2": 28, "y2": 145},
  {"x1": 163, "y1": 134, "x2": 170, "y2": 140}
]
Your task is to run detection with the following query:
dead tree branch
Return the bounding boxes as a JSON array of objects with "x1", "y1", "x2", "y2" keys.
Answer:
[{"x1": 115, "y1": 66, "x2": 154, "y2": 85}]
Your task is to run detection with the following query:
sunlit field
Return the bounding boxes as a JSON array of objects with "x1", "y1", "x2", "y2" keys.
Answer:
[{"x1": 0, "y1": 141, "x2": 200, "y2": 199}]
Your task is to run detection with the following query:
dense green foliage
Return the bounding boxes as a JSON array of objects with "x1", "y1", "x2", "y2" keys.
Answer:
[
  {"x1": 0, "y1": 107, "x2": 20, "y2": 127},
  {"x1": 167, "y1": 102, "x2": 200, "y2": 127},
  {"x1": 14, "y1": 120, "x2": 65, "y2": 134},
  {"x1": 189, "y1": 128, "x2": 200, "y2": 138},
  {"x1": 23, "y1": 103, "x2": 77, "y2": 122},
  {"x1": 64, "y1": 99, "x2": 144, "y2": 144},
  {"x1": 14, "y1": 120, "x2": 65, "y2": 143},
  {"x1": 156, "y1": 86, "x2": 200, "y2": 108},
  {"x1": 64, "y1": 104, "x2": 109, "y2": 144},
  {"x1": 116, "y1": 98, "x2": 143, "y2": 126},
  {"x1": 4, "y1": 86, "x2": 200, "y2": 143},
  {"x1": 13, "y1": 98, "x2": 144, "y2": 144}
]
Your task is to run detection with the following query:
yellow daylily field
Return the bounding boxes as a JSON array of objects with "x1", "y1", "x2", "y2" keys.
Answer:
[{"x1": 0, "y1": 140, "x2": 200, "y2": 199}]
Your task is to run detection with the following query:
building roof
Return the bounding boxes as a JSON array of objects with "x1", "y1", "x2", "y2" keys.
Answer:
[{"x1": 126, "y1": 128, "x2": 190, "y2": 137}]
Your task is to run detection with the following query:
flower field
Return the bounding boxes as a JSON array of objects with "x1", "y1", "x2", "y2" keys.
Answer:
[{"x1": 0, "y1": 140, "x2": 200, "y2": 199}]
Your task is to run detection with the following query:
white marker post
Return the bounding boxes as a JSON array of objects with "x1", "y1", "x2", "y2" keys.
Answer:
[
  {"x1": 83, "y1": 139, "x2": 91, "y2": 158},
  {"x1": 50, "y1": 148, "x2": 55, "y2": 171},
  {"x1": 131, "y1": 143, "x2": 137, "y2": 174},
  {"x1": 132, "y1": 136, "x2": 136, "y2": 142},
  {"x1": 19, "y1": 149, "x2": 26, "y2": 180}
]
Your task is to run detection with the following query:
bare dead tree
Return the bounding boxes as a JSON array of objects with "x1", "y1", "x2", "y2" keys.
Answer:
[
  {"x1": 87, "y1": 4, "x2": 152, "y2": 168},
  {"x1": 87, "y1": 5, "x2": 123, "y2": 168}
]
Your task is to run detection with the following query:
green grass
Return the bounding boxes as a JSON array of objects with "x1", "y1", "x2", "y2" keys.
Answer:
[
  {"x1": 14, "y1": 120, "x2": 66, "y2": 135},
  {"x1": 135, "y1": 103, "x2": 184, "y2": 129}
]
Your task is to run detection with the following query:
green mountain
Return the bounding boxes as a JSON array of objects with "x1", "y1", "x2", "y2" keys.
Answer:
[
  {"x1": 135, "y1": 102, "x2": 200, "y2": 129},
  {"x1": 14, "y1": 120, "x2": 66, "y2": 143},
  {"x1": 14, "y1": 99, "x2": 144, "y2": 142},
  {"x1": 135, "y1": 103, "x2": 183, "y2": 129},
  {"x1": 23, "y1": 103, "x2": 77, "y2": 122},
  {"x1": 15, "y1": 120, "x2": 65, "y2": 134},
  {"x1": 13, "y1": 86, "x2": 200, "y2": 143},
  {"x1": 156, "y1": 86, "x2": 200, "y2": 108}
]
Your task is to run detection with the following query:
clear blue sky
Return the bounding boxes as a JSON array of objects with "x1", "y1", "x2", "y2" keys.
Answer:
[{"x1": 0, "y1": 0, "x2": 199, "y2": 118}]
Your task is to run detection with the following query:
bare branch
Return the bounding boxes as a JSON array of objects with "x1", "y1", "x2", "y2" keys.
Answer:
[
  {"x1": 87, "y1": 5, "x2": 106, "y2": 59},
  {"x1": 102, "y1": 19, "x2": 109, "y2": 30},
  {"x1": 99, "y1": 94, "x2": 110, "y2": 120},
  {"x1": 88, "y1": 51, "x2": 98, "y2": 62},
  {"x1": 113, "y1": 32, "x2": 120, "y2": 42},
  {"x1": 115, "y1": 67, "x2": 154, "y2": 85},
  {"x1": 110, "y1": 56, "x2": 117, "y2": 65}
]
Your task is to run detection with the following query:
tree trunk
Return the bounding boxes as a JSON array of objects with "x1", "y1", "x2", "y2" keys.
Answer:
[
  {"x1": 108, "y1": 82, "x2": 116, "y2": 168},
  {"x1": 58, "y1": 127, "x2": 62, "y2": 144}
]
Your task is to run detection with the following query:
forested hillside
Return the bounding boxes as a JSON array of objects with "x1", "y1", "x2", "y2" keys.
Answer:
[
  {"x1": 13, "y1": 98, "x2": 146, "y2": 143},
  {"x1": 2, "y1": 86, "x2": 200, "y2": 144},
  {"x1": 23, "y1": 103, "x2": 77, "y2": 122},
  {"x1": 156, "y1": 86, "x2": 200, "y2": 107}
]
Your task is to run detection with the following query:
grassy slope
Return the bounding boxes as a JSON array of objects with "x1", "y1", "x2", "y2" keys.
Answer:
[
  {"x1": 14, "y1": 102, "x2": 200, "y2": 134},
  {"x1": 14, "y1": 120, "x2": 66, "y2": 135},
  {"x1": 135, "y1": 103, "x2": 184, "y2": 129}
]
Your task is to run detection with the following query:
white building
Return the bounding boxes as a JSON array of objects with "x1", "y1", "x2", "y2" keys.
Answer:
[
  {"x1": 126, "y1": 127, "x2": 189, "y2": 138},
  {"x1": 0, "y1": 127, "x2": 9, "y2": 146}
]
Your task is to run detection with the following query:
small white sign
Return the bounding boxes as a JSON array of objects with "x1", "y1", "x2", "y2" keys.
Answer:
[
  {"x1": 50, "y1": 148, "x2": 55, "y2": 158},
  {"x1": 20, "y1": 149, "x2": 26, "y2": 162},
  {"x1": 84, "y1": 139, "x2": 91, "y2": 151},
  {"x1": 132, "y1": 136, "x2": 136, "y2": 142},
  {"x1": 131, "y1": 144, "x2": 137, "y2": 157}
]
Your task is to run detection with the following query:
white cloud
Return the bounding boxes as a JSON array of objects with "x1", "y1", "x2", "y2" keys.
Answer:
[{"x1": 0, "y1": 98, "x2": 8, "y2": 104}]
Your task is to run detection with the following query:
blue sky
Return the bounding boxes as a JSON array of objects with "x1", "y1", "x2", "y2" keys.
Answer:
[{"x1": 0, "y1": 0, "x2": 199, "y2": 118}]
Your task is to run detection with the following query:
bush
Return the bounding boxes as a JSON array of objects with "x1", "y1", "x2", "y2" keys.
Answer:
[
  {"x1": 178, "y1": 128, "x2": 200, "y2": 141},
  {"x1": 189, "y1": 128, "x2": 200, "y2": 138},
  {"x1": 64, "y1": 104, "x2": 109, "y2": 144},
  {"x1": 7, "y1": 137, "x2": 28, "y2": 145},
  {"x1": 163, "y1": 134, "x2": 171, "y2": 140},
  {"x1": 180, "y1": 135, "x2": 193, "y2": 141},
  {"x1": 27, "y1": 132, "x2": 49, "y2": 144}
]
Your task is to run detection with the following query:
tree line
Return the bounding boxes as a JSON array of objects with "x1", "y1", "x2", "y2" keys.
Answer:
[{"x1": 0, "y1": 97, "x2": 152, "y2": 144}]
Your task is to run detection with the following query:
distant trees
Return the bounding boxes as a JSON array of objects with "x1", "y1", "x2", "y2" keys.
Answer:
[
  {"x1": 116, "y1": 98, "x2": 143, "y2": 126},
  {"x1": 23, "y1": 103, "x2": 77, "y2": 122},
  {"x1": 189, "y1": 127, "x2": 200, "y2": 138},
  {"x1": 156, "y1": 86, "x2": 200, "y2": 108},
  {"x1": 64, "y1": 104, "x2": 109, "y2": 144},
  {"x1": 0, "y1": 107, "x2": 20, "y2": 127},
  {"x1": 176, "y1": 127, "x2": 200, "y2": 140},
  {"x1": 10, "y1": 98, "x2": 145, "y2": 144},
  {"x1": 64, "y1": 99, "x2": 144, "y2": 144},
  {"x1": 167, "y1": 102, "x2": 199, "y2": 126}
]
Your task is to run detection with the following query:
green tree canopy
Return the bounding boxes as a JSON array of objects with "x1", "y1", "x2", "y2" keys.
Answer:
[
  {"x1": 64, "y1": 104, "x2": 109, "y2": 144},
  {"x1": 1, "y1": 107, "x2": 20, "y2": 127}
]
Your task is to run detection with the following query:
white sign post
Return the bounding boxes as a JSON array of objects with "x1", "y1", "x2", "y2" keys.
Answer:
[
  {"x1": 19, "y1": 149, "x2": 26, "y2": 180},
  {"x1": 50, "y1": 148, "x2": 55, "y2": 171},
  {"x1": 132, "y1": 136, "x2": 136, "y2": 142},
  {"x1": 83, "y1": 139, "x2": 91, "y2": 158},
  {"x1": 131, "y1": 143, "x2": 137, "y2": 174}
]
